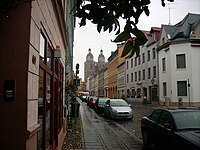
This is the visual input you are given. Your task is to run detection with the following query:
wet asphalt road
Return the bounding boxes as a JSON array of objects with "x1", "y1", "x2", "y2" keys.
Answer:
[{"x1": 79, "y1": 98, "x2": 160, "y2": 150}]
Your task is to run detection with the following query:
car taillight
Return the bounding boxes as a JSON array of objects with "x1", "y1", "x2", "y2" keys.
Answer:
[{"x1": 92, "y1": 100, "x2": 95, "y2": 104}]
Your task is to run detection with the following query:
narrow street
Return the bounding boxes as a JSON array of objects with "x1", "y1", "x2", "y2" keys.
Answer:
[{"x1": 79, "y1": 98, "x2": 160, "y2": 150}]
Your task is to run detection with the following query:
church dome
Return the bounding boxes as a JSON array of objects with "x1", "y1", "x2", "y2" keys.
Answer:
[
  {"x1": 86, "y1": 48, "x2": 94, "y2": 61},
  {"x1": 98, "y1": 49, "x2": 105, "y2": 62}
]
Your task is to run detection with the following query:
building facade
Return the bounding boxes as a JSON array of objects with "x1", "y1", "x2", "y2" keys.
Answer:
[
  {"x1": 126, "y1": 28, "x2": 160, "y2": 103},
  {"x1": 108, "y1": 50, "x2": 118, "y2": 98},
  {"x1": 158, "y1": 13, "x2": 200, "y2": 107},
  {"x1": 0, "y1": 0, "x2": 74, "y2": 149},
  {"x1": 117, "y1": 44, "x2": 126, "y2": 99}
]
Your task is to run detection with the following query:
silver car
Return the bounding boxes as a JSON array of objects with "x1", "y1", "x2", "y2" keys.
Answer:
[{"x1": 104, "y1": 99, "x2": 133, "y2": 119}]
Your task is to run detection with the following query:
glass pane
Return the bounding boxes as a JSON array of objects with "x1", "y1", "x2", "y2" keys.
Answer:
[
  {"x1": 38, "y1": 68, "x2": 44, "y2": 150},
  {"x1": 177, "y1": 54, "x2": 186, "y2": 69},
  {"x1": 45, "y1": 73, "x2": 51, "y2": 149},
  {"x1": 177, "y1": 81, "x2": 187, "y2": 96},
  {"x1": 40, "y1": 34, "x2": 45, "y2": 62},
  {"x1": 47, "y1": 44, "x2": 52, "y2": 69}
]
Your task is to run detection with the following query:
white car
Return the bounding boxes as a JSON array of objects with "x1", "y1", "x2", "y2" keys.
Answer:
[{"x1": 104, "y1": 99, "x2": 133, "y2": 119}]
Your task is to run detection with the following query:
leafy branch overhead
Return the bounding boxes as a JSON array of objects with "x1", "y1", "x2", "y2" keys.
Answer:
[{"x1": 74, "y1": 0, "x2": 174, "y2": 57}]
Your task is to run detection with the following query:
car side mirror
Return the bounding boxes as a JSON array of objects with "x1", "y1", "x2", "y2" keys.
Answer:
[
  {"x1": 128, "y1": 104, "x2": 131, "y2": 107},
  {"x1": 105, "y1": 104, "x2": 109, "y2": 107}
]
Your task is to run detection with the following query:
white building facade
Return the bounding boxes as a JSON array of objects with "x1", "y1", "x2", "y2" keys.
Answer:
[
  {"x1": 158, "y1": 13, "x2": 200, "y2": 107},
  {"x1": 126, "y1": 28, "x2": 160, "y2": 103}
]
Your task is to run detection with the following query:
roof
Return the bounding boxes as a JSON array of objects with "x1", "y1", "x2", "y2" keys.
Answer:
[{"x1": 163, "y1": 13, "x2": 200, "y2": 40}]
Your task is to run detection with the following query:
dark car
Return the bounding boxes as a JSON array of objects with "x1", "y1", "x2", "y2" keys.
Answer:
[
  {"x1": 87, "y1": 96, "x2": 98, "y2": 109},
  {"x1": 104, "y1": 99, "x2": 133, "y2": 119},
  {"x1": 141, "y1": 108, "x2": 200, "y2": 150},
  {"x1": 94, "y1": 97, "x2": 110, "y2": 113}
]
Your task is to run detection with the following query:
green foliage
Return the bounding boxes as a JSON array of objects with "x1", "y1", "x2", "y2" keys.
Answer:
[
  {"x1": 66, "y1": 82, "x2": 77, "y2": 97},
  {"x1": 73, "y1": 0, "x2": 173, "y2": 57}
]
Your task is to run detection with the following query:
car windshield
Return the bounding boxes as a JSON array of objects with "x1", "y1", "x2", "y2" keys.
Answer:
[
  {"x1": 82, "y1": 92, "x2": 89, "y2": 96},
  {"x1": 172, "y1": 111, "x2": 200, "y2": 130},
  {"x1": 110, "y1": 100, "x2": 128, "y2": 107},
  {"x1": 99, "y1": 98, "x2": 110, "y2": 103}
]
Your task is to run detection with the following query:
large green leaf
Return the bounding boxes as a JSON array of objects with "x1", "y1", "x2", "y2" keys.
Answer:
[
  {"x1": 121, "y1": 40, "x2": 133, "y2": 57},
  {"x1": 131, "y1": 29, "x2": 148, "y2": 45},
  {"x1": 113, "y1": 30, "x2": 130, "y2": 42}
]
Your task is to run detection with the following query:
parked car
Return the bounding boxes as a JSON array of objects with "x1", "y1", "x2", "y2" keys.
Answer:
[
  {"x1": 94, "y1": 97, "x2": 110, "y2": 113},
  {"x1": 141, "y1": 108, "x2": 200, "y2": 150},
  {"x1": 104, "y1": 99, "x2": 133, "y2": 119},
  {"x1": 87, "y1": 96, "x2": 98, "y2": 109},
  {"x1": 80, "y1": 92, "x2": 90, "y2": 102}
]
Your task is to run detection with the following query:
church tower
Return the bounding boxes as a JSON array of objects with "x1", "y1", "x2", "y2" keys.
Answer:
[
  {"x1": 97, "y1": 49, "x2": 106, "y2": 71},
  {"x1": 84, "y1": 48, "x2": 96, "y2": 82}
]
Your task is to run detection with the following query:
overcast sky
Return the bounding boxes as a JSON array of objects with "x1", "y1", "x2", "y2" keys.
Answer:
[{"x1": 73, "y1": 0, "x2": 200, "y2": 81}]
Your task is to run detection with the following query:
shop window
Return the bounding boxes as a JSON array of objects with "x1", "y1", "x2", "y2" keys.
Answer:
[
  {"x1": 131, "y1": 89, "x2": 136, "y2": 98},
  {"x1": 38, "y1": 32, "x2": 64, "y2": 149},
  {"x1": 47, "y1": 43, "x2": 53, "y2": 69},
  {"x1": 127, "y1": 89, "x2": 131, "y2": 98},
  {"x1": 137, "y1": 88, "x2": 141, "y2": 98}
]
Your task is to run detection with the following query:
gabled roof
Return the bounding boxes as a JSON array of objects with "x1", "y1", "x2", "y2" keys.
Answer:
[{"x1": 163, "y1": 13, "x2": 200, "y2": 40}]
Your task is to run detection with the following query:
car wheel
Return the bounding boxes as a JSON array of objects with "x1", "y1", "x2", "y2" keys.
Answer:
[{"x1": 142, "y1": 130, "x2": 150, "y2": 147}]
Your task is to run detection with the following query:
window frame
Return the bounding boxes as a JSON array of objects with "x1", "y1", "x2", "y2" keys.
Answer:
[
  {"x1": 177, "y1": 81, "x2": 187, "y2": 96},
  {"x1": 176, "y1": 54, "x2": 186, "y2": 69}
]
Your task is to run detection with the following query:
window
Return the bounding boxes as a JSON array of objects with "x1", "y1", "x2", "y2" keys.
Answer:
[
  {"x1": 127, "y1": 89, "x2": 131, "y2": 98},
  {"x1": 163, "y1": 82, "x2": 167, "y2": 96},
  {"x1": 142, "y1": 69, "x2": 145, "y2": 80},
  {"x1": 131, "y1": 59, "x2": 133, "y2": 68},
  {"x1": 131, "y1": 73, "x2": 133, "y2": 82},
  {"x1": 47, "y1": 43, "x2": 53, "y2": 69},
  {"x1": 142, "y1": 53, "x2": 145, "y2": 63},
  {"x1": 148, "y1": 50, "x2": 150, "y2": 61},
  {"x1": 149, "y1": 109, "x2": 162, "y2": 123},
  {"x1": 40, "y1": 34, "x2": 45, "y2": 62},
  {"x1": 136, "y1": 88, "x2": 141, "y2": 98},
  {"x1": 131, "y1": 89, "x2": 136, "y2": 98},
  {"x1": 153, "y1": 66, "x2": 156, "y2": 78},
  {"x1": 138, "y1": 55, "x2": 141, "y2": 65},
  {"x1": 127, "y1": 74, "x2": 129, "y2": 83},
  {"x1": 148, "y1": 68, "x2": 151, "y2": 79},
  {"x1": 127, "y1": 61, "x2": 129, "y2": 69},
  {"x1": 38, "y1": 32, "x2": 63, "y2": 149},
  {"x1": 152, "y1": 48, "x2": 156, "y2": 59},
  {"x1": 162, "y1": 37, "x2": 165, "y2": 45},
  {"x1": 177, "y1": 81, "x2": 187, "y2": 96},
  {"x1": 135, "y1": 72, "x2": 137, "y2": 81},
  {"x1": 139, "y1": 71, "x2": 141, "y2": 81},
  {"x1": 135, "y1": 57, "x2": 137, "y2": 66},
  {"x1": 159, "y1": 111, "x2": 173, "y2": 126},
  {"x1": 176, "y1": 54, "x2": 186, "y2": 69},
  {"x1": 162, "y1": 58, "x2": 166, "y2": 72}
]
